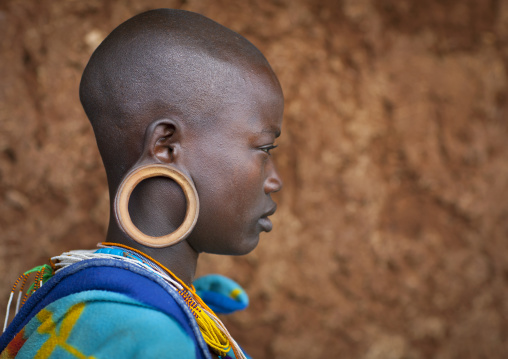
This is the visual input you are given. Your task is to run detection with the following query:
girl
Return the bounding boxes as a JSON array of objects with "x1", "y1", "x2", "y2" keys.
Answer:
[{"x1": 1, "y1": 9, "x2": 283, "y2": 359}]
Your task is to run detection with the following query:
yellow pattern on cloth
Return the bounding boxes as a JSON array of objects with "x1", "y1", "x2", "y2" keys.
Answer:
[
  {"x1": 34, "y1": 303, "x2": 95, "y2": 359},
  {"x1": 229, "y1": 289, "x2": 242, "y2": 300},
  {"x1": 100, "y1": 242, "x2": 238, "y2": 358}
]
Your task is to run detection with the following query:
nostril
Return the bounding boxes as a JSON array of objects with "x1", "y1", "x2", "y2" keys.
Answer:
[{"x1": 264, "y1": 174, "x2": 283, "y2": 194}]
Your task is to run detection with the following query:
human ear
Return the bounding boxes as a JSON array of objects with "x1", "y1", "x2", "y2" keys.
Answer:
[{"x1": 145, "y1": 119, "x2": 178, "y2": 164}]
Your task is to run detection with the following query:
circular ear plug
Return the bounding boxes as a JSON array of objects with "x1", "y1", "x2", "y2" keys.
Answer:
[{"x1": 114, "y1": 164, "x2": 199, "y2": 248}]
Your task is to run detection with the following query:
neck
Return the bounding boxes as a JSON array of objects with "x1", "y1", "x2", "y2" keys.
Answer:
[
  {"x1": 107, "y1": 175, "x2": 197, "y2": 285},
  {"x1": 106, "y1": 222, "x2": 199, "y2": 287}
]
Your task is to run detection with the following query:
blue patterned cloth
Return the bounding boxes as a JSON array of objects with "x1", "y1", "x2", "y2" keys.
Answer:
[{"x1": 0, "y1": 257, "x2": 250, "y2": 358}]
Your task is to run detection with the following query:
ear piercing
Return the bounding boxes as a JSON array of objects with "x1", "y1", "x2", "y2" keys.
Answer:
[{"x1": 114, "y1": 164, "x2": 199, "y2": 248}]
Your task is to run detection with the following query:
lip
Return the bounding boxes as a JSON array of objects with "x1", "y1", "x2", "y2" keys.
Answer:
[
  {"x1": 262, "y1": 204, "x2": 277, "y2": 217},
  {"x1": 259, "y1": 204, "x2": 277, "y2": 232}
]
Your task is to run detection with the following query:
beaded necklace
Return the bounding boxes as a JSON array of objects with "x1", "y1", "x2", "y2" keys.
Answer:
[
  {"x1": 3, "y1": 244, "x2": 246, "y2": 358},
  {"x1": 98, "y1": 243, "x2": 246, "y2": 359},
  {"x1": 3, "y1": 264, "x2": 53, "y2": 332}
]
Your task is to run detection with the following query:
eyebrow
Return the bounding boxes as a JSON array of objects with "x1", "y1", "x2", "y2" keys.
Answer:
[{"x1": 262, "y1": 128, "x2": 281, "y2": 138}]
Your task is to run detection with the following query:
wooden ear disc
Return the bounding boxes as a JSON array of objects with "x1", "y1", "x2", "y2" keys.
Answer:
[{"x1": 114, "y1": 164, "x2": 199, "y2": 248}]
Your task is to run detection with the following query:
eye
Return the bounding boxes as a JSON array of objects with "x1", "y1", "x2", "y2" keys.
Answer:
[{"x1": 259, "y1": 144, "x2": 278, "y2": 155}]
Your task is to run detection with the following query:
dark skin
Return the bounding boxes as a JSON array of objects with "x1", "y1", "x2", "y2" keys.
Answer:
[
  {"x1": 80, "y1": 10, "x2": 283, "y2": 358},
  {"x1": 80, "y1": 10, "x2": 283, "y2": 291},
  {"x1": 106, "y1": 68, "x2": 283, "y2": 286}
]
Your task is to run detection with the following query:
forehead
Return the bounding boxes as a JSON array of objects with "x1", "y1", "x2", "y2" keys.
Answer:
[{"x1": 211, "y1": 64, "x2": 283, "y2": 137}]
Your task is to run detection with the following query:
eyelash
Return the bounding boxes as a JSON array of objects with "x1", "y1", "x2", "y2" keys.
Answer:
[{"x1": 260, "y1": 145, "x2": 278, "y2": 155}]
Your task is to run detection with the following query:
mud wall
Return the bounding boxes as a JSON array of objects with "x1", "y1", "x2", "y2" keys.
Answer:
[{"x1": 1, "y1": 0, "x2": 507, "y2": 357}]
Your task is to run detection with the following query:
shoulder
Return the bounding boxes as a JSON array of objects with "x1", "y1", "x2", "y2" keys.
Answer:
[
  {"x1": 1, "y1": 259, "x2": 211, "y2": 358},
  {"x1": 16, "y1": 290, "x2": 196, "y2": 358}
]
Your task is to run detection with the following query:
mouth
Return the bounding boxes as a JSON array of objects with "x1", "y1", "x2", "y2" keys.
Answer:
[{"x1": 259, "y1": 205, "x2": 277, "y2": 232}]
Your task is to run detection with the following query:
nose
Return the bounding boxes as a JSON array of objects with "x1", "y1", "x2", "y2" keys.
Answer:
[{"x1": 264, "y1": 160, "x2": 283, "y2": 194}]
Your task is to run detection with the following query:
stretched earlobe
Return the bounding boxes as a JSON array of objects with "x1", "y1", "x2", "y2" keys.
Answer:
[{"x1": 114, "y1": 163, "x2": 199, "y2": 248}]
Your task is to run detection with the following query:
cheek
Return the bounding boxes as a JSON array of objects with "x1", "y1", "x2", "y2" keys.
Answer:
[
  {"x1": 186, "y1": 139, "x2": 265, "y2": 213},
  {"x1": 228, "y1": 155, "x2": 267, "y2": 206},
  {"x1": 189, "y1": 155, "x2": 236, "y2": 214},
  {"x1": 209, "y1": 165, "x2": 260, "y2": 220},
  {"x1": 185, "y1": 152, "x2": 266, "y2": 254}
]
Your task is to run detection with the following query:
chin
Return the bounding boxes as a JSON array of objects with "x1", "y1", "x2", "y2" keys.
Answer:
[{"x1": 231, "y1": 241, "x2": 259, "y2": 256}]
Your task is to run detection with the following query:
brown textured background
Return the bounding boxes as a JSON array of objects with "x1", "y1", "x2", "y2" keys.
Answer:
[{"x1": 1, "y1": 0, "x2": 507, "y2": 358}]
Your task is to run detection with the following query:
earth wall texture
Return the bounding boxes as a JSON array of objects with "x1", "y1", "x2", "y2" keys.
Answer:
[{"x1": 1, "y1": 0, "x2": 507, "y2": 358}]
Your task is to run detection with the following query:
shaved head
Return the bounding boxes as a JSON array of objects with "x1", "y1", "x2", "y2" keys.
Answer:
[{"x1": 80, "y1": 9, "x2": 280, "y2": 189}]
